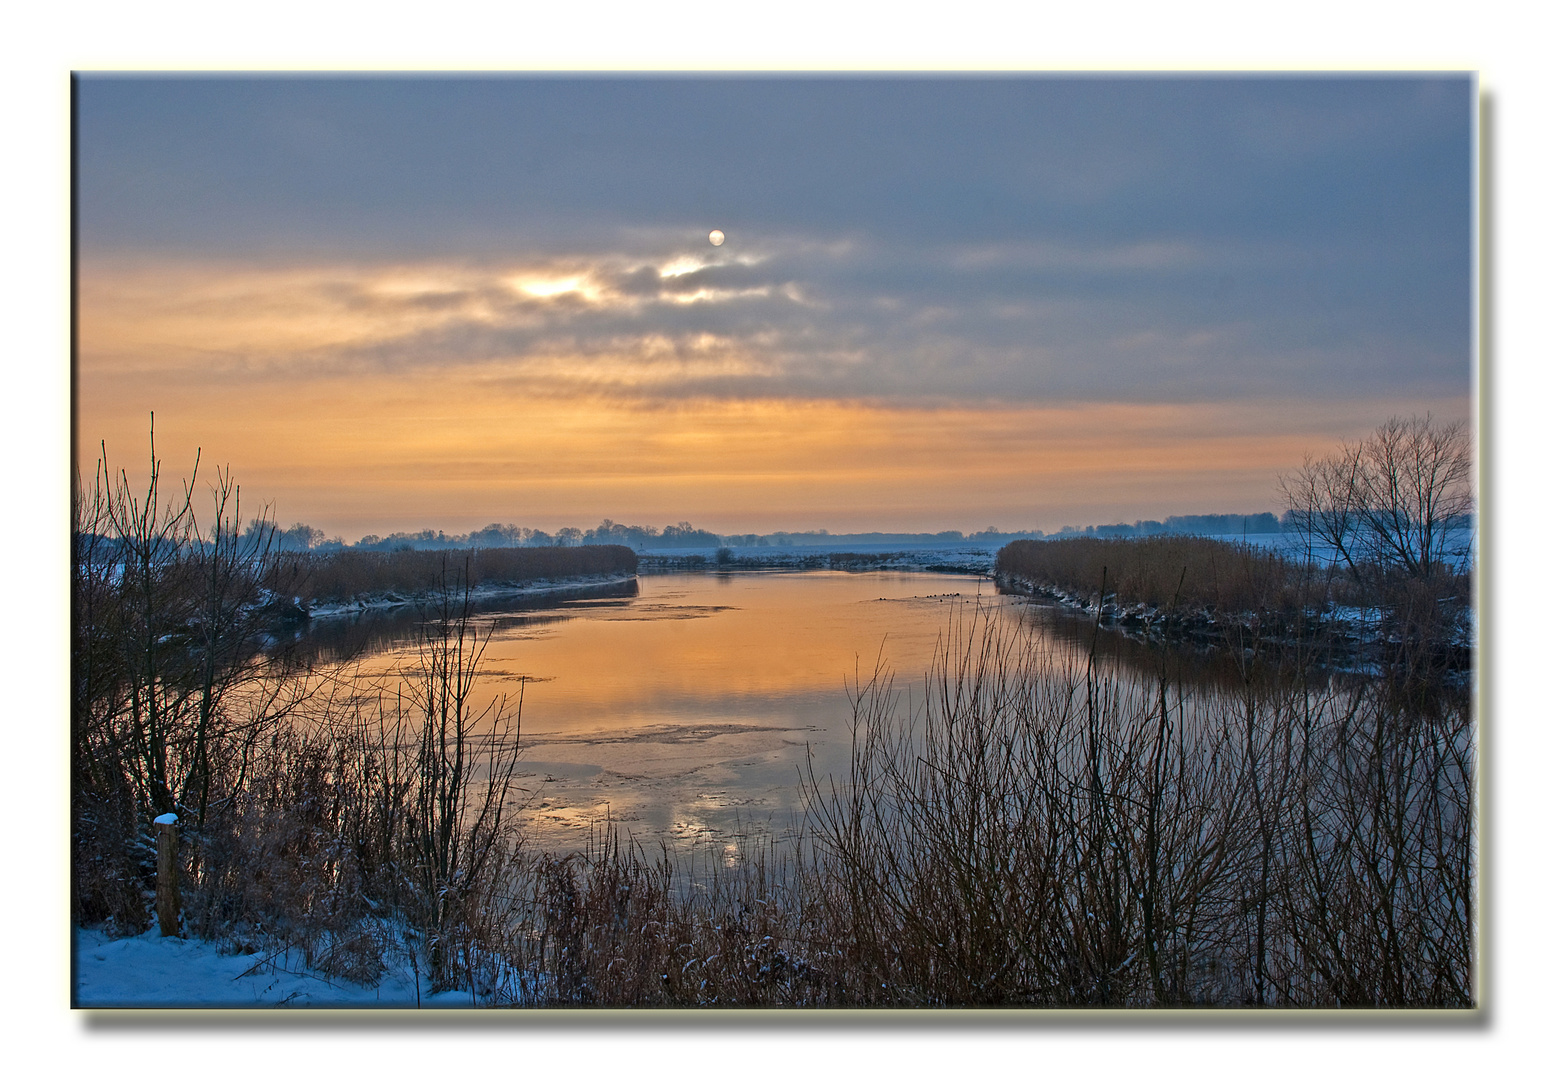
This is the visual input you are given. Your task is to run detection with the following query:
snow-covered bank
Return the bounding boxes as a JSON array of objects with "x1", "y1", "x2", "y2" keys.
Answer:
[
  {"x1": 305, "y1": 572, "x2": 638, "y2": 619},
  {"x1": 996, "y1": 572, "x2": 1472, "y2": 679},
  {"x1": 74, "y1": 924, "x2": 483, "y2": 1008}
]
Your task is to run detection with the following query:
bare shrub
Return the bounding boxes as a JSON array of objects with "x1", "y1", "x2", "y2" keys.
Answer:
[
  {"x1": 73, "y1": 435, "x2": 529, "y2": 996},
  {"x1": 1280, "y1": 414, "x2": 1472, "y2": 585},
  {"x1": 1280, "y1": 415, "x2": 1474, "y2": 691},
  {"x1": 169, "y1": 571, "x2": 530, "y2": 997},
  {"x1": 391, "y1": 567, "x2": 529, "y2": 992},
  {"x1": 510, "y1": 824, "x2": 825, "y2": 1007},
  {"x1": 798, "y1": 602, "x2": 1474, "y2": 1007},
  {"x1": 72, "y1": 423, "x2": 311, "y2": 933}
]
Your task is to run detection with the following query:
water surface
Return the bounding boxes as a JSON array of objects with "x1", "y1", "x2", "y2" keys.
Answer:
[{"x1": 329, "y1": 571, "x2": 1006, "y2": 852}]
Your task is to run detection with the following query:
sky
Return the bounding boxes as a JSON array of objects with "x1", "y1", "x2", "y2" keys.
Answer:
[{"x1": 74, "y1": 74, "x2": 1474, "y2": 540}]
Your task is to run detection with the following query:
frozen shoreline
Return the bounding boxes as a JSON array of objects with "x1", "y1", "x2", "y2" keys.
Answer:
[
  {"x1": 995, "y1": 571, "x2": 1473, "y2": 678},
  {"x1": 73, "y1": 924, "x2": 486, "y2": 1009},
  {"x1": 304, "y1": 572, "x2": 639, "y2": 620}
]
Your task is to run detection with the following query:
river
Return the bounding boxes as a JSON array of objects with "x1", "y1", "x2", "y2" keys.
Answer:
[
  {"x1": 303, "y1": 570, "x2": 1033, "y2": 851},
  {"x1": 299, "y1": 567, "x2": 1341, "y2": 855}
]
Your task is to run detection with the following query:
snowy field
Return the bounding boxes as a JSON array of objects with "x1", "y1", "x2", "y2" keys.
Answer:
[{"x1": 74, "y1": 925, "x2": 480, "y2": 1009}]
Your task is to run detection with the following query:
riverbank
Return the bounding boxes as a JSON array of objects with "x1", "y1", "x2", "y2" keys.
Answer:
[
  {"x1": 305, "y1": 572, "x2": 639, "y2": 619},
  {"x1": 287, "y1": 544, "x2": 638, "y2": 609},
  {"x1": 74, "y1": 923, "x2": 483, "y2": 1008},
  {"x1": 638, "y1": 544, "x2": 996, "y2": 575},
  {"x1": 995, "y1": 557, "x2": 1472, "y2": 680}
]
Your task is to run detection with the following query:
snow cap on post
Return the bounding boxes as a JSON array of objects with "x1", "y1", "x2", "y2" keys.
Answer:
[{"x1": 153, "y1": 813, "x2": 178, "y2": 825}]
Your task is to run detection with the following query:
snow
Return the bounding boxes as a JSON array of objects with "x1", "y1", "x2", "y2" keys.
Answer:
[
  {"x1": 73, "y1": 925, "x2": 480, "y2": 1009},
  {"x1": 305, "y1": 573, "x2": 637, "y2": 619},
  {"x1": 152, "y1": 813, "x2": 178, "y2": 825}
]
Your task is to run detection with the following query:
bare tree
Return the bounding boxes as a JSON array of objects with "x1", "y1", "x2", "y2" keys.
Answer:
[
  {"x1": 75, "y1": 419, "x2": 307, "y2": 827},
  {"x1": 1280, "y1": 415, "x2": 1473, "y2": 584},
  {"x1": 399, "y1": 561, "x2": 527, "y2": 991}
]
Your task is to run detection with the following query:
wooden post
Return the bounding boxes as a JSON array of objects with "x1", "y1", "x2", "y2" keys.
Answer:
[{"x1": 154, "y1": 812, "x2": 180, "y2": 937}]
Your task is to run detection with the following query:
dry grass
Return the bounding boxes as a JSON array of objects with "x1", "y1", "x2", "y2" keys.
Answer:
[
  {"x1": 995, "y1": 535, "x2": 1312, "y2": 617},
  {"x1": 795, "y1": 605, "x2": 1473, "y2": 1007},
  {"x1": 290, "y1": 545, "x2": 638, "y2": 605},
  {"x1": 170, "y1": 586, "x2": 532, "y2": 998},
  {"x1": 499, "y1": 827, "x2": 829, "y2": 1006},
  {"x1": 995, "y1": 535, "x2": 1471, "y2": 691}
]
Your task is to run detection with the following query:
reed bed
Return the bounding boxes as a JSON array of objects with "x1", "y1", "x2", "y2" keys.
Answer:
[
  {"x1": 468, "y1": 600, "x2": 1470, "y2": 1007},
  {"x1": 995, "y1": 535, "x2": 1311, "y2": 617},
  {"x1": 291, "y1": 545, "x2": 638, "y2": 605},
  {"x1": 795, "y1": 606, "x2": 1472, "y2": 1007}
]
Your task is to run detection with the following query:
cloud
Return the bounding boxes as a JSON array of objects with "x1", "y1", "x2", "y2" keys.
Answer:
[
  {"x1": 71, "y1": 77, "x2": 1473, "y2": 537},
  {"x1": 75, "y1": 76, "x2": 1469, "y2": 413},
  {"x1": 75, "y1": 77, "x2": 1471, "y2": 260},
  {"x1": 75, "y1": 362, "x2": 1471, "y2": 541},
  {"x1": 78, "y1": 214, "x2": 1468, "y2": 410}
]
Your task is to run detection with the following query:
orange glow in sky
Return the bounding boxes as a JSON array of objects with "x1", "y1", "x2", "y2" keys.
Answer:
[{"x1": 75, "y1": 246, "x2": 1468, "y2": 541}]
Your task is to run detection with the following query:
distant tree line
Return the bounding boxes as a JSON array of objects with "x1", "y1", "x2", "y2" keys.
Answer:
[
  {"x1": 584, "y1": 519, "x2": 723, "y2": 548},
  {"x1": 241, "y1": 521, "x2": 590, "y2": 553},
  {"x1": 1067, "y1": 512, "x2": 1284, "y2": 540},
  {"x1": 721, "y1": 528, "x2": 1022, "y2": 547},
  {"x1": 240, "y1": 512, "x2": 1289, "y2": 555},
  {"x1": 296, "y1": 545, "x2": 638, "y2": 605}
]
